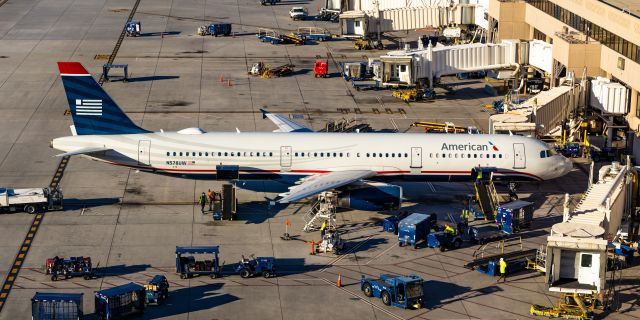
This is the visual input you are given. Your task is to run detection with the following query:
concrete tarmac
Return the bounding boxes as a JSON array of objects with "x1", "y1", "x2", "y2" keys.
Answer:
[{"x1": 1, "y1": 0, "x2": 639, "y2": 319}]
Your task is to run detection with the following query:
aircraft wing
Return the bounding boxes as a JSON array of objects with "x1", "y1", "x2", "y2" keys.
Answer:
[
  {"x1": 277, "y1": 170, "x2": 376, "y2": 203},
  {"x1": 260, "y1": 109, "x2": 313, "y2": 132},
  {"x1": 55, "y1": 147, "x2": 111, "y2": 157}
]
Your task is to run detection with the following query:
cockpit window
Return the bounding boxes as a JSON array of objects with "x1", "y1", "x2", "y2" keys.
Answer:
[
  {"x1": 540, "y1": 151, "x2": 546, "y2": 158},
  {"x1": 540, "y1": 149, "x2": 555, "y2": 158}
]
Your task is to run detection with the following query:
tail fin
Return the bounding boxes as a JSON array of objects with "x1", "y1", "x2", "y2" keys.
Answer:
[{"x1": 57, "y1": 62, "x2": 149, "y2": 135}]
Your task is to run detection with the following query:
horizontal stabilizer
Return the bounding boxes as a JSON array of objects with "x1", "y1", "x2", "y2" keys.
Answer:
[{"x1": 55, "y1": 147, "x2": 111, "y2": 157}]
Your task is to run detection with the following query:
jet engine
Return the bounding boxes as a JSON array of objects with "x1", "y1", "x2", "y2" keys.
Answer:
[{"x1": 337, "y1": 182, "x2": 402, "y2": 211}]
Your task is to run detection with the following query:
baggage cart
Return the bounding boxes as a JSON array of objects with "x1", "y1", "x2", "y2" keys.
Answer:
[
  {"x1": 95, "y1": 283, "x2": 145, "y2": 320},
  {"x1": 32, "y1": 292, "x2": 83, "y2": 320}
]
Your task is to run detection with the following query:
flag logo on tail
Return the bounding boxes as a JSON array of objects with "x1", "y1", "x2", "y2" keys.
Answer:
[{"x1": 75, "y1": 99, "x2": 102, "y2": 116}]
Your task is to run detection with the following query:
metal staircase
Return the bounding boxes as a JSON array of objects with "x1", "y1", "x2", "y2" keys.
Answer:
[{"x1": 303, "y1": 192, "x2": 337, "y2": 232}]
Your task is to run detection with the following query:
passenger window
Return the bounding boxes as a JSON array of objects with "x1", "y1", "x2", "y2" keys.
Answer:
[
  {"x1": 314, "y1": 153, "x2": 318, "y2": 157},
  {"x1": 179, "y1": 152, "x2": 183, "y2": 156},
  {"x1": 347, "y1": 153, "x2": 350, "y2": 157},
  {"x1": 385, "y1": 153, "x2": 389, "y2": 157},
  {"x1": 442, "y1": 154, "x2": 446, "y2": 158},
  {"x1": 301, "y1": 152, "x2": 305, "y2": 157},
  {"x1": 366, "y1": 153, "x2": 370, "y2": 157},
  {"x1": 499, "y1": 154, "x2": 503, "y2": 158},
  {"x1": 540, "y1": 151, "x2": 546, "y2": 158},
  {"x1": 404, "y1": 153, "x2": 408, "y2": 157},
  {"x1": 166, "y1": 152, "x2": 170, "y2": 156},
  {"x1": 455, "y1": 154, "x2": 458, "y2": 158},
  {"x1": 340, "y1": 153, "x2": 343, "y2": 157},
  {"x1": 436, "y1": 153, "x2": 439, "y2": 158},
  {"x1": 378, "y1": 153, "x2": 382, "y2": 157},
  {"x1": 269, "y1": 152, "x2": 273, "y2": 157},
  {"x1": 333, "y1": 152, "x2": 337, "y2": 157},
  {"x1": 173, "y1": 152, "x2": 176, "y2": 156},
  {"x1": 492, "y1": 154, "x2": 496, "y2": 158},
  {"x1": 256, "y1": 153, "x2": 260, "y2": 157},
  {"x1": 392, "y1": 153, "x2": 395, "y2": 158},
  {"x1": 206, "y1": 152, "x2": 209, "y2": 156},
  {"x1": 357, "y1": 153, "x2": 360, "y2": 157},
  {"x1": 480, "y1": 154, "x2": 483, "y2": 158},
  {"x1": 199, "y1": 152, "x2": 202, "y2": 156},
  {"x1": 473, "y1": 154, "x2": 477, "y2": 158},
  {"x1": 373, "y1": 153, "x2": 376, "y2": 157}
]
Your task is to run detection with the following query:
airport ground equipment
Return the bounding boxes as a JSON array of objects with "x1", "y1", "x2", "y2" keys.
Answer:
[
  {"x1": 260, "y1": 0, "x2": 278, "y2": 5},
  {"x1": 427, "y1": 231, "x2": 463, "y2": 252},
  {"x1": 45, "y1": 256, "x2": 97, "y2": 281},
  {"x1": 303, "y1": 191, "x2": 337, "y2": 232},
  {"x1": 360, "y1": 274, "x2": 423, "y2": 309},
  {"x1": 391, "y1": 88, "x2": 434, "y2": 102},
  {"x1": 398, "y1": 213, "x2": 436, "y2": 248},
  {"x1": 257, "y1": 28, "x2": 282, "y2": 44},
  {"x1": 297, "y1": 27, "x2": 332, "y2": 41},
  {"x1": 236, "y1": 255, "x2": 276, "y2": 278},
  {"x1": 197, "y1": 25, "x2": 208, "y2": 36},
  {"x1": 466, "y1": 237, "x2": 536, "y2": 276},
  {"x1": 289, "y1": 7, "x2": 308, "y2": 20},
  {"x1": 318, "y1": 230, "x2": 345, "y2": 254},
  {"x1": 496, "y1": 200, "x2": 533, "y2": 234},
  {"x1": 354, "y1": 38, "x2": 383, "y2": 50},
  {"x1": 221, "y1": 184, "x2": 237, "y2": 220},
  {"x1": 175, "y1": 246, "x2": 222, "y2": 279},
  {"x1": 530, "y1": 292, "x2": 595, "y2": 320},
  {"x1": 144, "y1": 275, "x2": 169, "y2": 305},
  {"x1": 95, "y1": 283, "x2": 145, "y2": 320},
  {"x1": 342, "y1": 62, "x2": 368, "y2": 80},
  {"x1": 280, "y1": 33, "x2": 306, "y2": 45},
  {"x1": 314, "y1": 59, "x2": 328, "y2": 78},
  {"x1": 526, "y1": 246, "x2": 547, "y2": 273},
  {"x1": 467, "y1": 220, "x2": 507, "y2": 244},
  {"x1": 102, "y1": 64, "x2": 129, "y2": 82},
  {"x1": 410, "y1": 121, "x2": 475, "y2": 134},
  {"x1": 473, "y1": 168, "x2": 501, "y2": 221},
  {"x1": 260, "y1": 64, "x2": 295, "y2": 78},
  {"x1": 125, "y1": 21, "x2": 141, "y2": 37},
  {"x1": 0, "y1": 186, "x2": 63, "y2": 214},
  {"x1": 32, "y1": 292, "x2": 83, "y2": 320},
  {"x1": 249, "y1": 62, "x2": 265, "y2": 76},
  {"x1": 316, "y1": 8, "x2": 339, "y2": 22},
  {"x1": 209, "y1": 23, "x2": 232, "y2": 36},
  {"x1": 351, "y1": 79, "x2": 381, "y2": 91},
  {"x1": 322, "y1": 118, "x2": 373, "y2": 133},
  {"x1": 383, "y1": 212, "x2": 410, "y2": 233}
]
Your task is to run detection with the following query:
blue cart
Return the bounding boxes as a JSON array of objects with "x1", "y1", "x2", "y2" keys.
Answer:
[
  {"x1": 398, "y1": 213, "x2": 436, "y2": 248},
  {"x1": 95, "y1": 283, "x2": 145, "y2": 320},
  {"x1": 382, "y1": 212, "x2": 409, "y2": 233},
  {"x1": 145, "y1": 275, "x2": 169, "y2": 305},
  {"x1": 496, "y1": 200, "x2": 533, "y2": 234},
  {"x1": 236, "y1": 255, "x2": 276, "y2": 278},
  {"x1": 209, "y1": 23, "x2": 232, "y2": 36},
  {"x1": 176, "y1": 246, "x2": 222, "y2": 279},
  {"x1": 32, "y1": 292, "x2": 83, "y2": 320},
  {"x1": 360, "y1": 274, "x2": 423, "y2": 309}
]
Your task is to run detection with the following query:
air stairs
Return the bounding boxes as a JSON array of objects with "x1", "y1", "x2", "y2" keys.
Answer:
[
  {"x1": 303, "y1": 192, "x2": 338, "y2": 232},
  {"x1": 474, "y1": 171, "x2": 501, "y2": 221}
]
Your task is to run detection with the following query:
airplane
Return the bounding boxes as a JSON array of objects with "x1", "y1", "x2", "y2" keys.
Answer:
[{"x1": 51, "y1": 62, "x2": 573, "y2": 210}]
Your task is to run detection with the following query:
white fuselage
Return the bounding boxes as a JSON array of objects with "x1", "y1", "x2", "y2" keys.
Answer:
[{"x1": 52, "y1": 132, "x2": 572, "y2": 182}]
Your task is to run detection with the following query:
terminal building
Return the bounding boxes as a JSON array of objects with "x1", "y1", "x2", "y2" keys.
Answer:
[{"x1": 486, "y1": 0, "x2": 640, "y2": 159}]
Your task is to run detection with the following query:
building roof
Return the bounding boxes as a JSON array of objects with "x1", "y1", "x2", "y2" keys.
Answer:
[{"x1": 601, "y1": 0, "x2": 640, "y2": 19}]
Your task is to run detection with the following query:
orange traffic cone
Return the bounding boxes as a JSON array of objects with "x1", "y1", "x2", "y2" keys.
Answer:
[
  {"x1": 227, "y1": 79, "x2": 232, "y2": 87},
  {"x1": 337, "y1": 274, "x2": 342, "y2": 288},
  {"x1": 219, "y1": 75, "x2": 224, "y2": 82}
]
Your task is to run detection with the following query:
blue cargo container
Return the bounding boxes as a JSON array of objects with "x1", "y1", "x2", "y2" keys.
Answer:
[
  {"x1": 32, "y1": 292, "x2": 83, "y2": 320},
  {"x1": 398, "y1": 213, "x2": 435, "y2": 248},
  {"x1": 382, "y1": 212, "x2": 409, "y2": 233},
  {"x1": 95, "y1": 283, "x2": 145, "y2": 320},
  {"x1": 496, "y1": 200, "x2": 533, "y2": 234},
  {"x1": 209, "y1": 23, "x2": 232, "y2": 36}
]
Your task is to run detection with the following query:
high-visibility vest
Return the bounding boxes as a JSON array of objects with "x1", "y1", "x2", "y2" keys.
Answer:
[
  {"x1": 461, "y1": 209, "x2": 469, "y2": 220},
  {"x1": 499, "y1": 260, "x2": 507, "y2": 273},
  {"x1": 444, "y1": 225, "x2": 456, "y2": 234}
]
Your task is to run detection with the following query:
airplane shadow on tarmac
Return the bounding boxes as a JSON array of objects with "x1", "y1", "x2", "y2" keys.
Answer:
[
  {"x1": 422, "y1": 280, "x2": 502, "y2": 309},
  {"x1": 61, "y1": 198, "x2": 121, "y2": 211}
]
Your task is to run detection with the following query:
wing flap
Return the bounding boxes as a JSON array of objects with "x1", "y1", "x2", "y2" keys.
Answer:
[{"x1": 277, "y1": 170, "x2": 375, "y2": 203}]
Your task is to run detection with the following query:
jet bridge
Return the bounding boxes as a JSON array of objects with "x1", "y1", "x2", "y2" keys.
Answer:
[{"x1": 379, "y1": 40, "x2": 521, "y2": 88}]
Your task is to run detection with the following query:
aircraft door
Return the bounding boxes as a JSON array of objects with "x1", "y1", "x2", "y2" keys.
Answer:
[
  {"x1": 280, "y1": 146, "x2": 292, "y2": 170},
  {"x1": 138, "y1": 140, "x2": 151, "y2": 166},
  {"x1": 410, "y1": 147, "x2": 422, "y2": 168},
  {"x1": 513, "y1": 143, "x2": 526, "y2": 169}
]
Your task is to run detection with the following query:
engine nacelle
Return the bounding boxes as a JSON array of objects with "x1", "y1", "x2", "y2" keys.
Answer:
[{"x1": 337, "y1": 183, "x2": 402, "y2": 211}]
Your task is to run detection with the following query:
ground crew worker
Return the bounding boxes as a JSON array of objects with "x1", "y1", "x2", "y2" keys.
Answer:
[
  {"x1": 498, "y1": 258, "x2": 507, "y2": 283},
  {"x1": 444, "y1": 224, "x2": 456, "y2": 235},
  {"x1": 320, "y1": 220, "x2": 327, "y2": 238},
  {"x1": 207, "y1": 189, "x2": 215, "y2": 211},
  {"x1": 198, "y1": 192, "x2": 207, "y2": 213}
]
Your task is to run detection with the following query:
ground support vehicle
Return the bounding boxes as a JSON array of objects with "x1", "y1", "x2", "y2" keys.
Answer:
[
  {"x1": 342, "y1": 62, "x2": 369, "y2": 81},
  {"x1": 0, "y1": 186, "x2": 63, "y2": 214},
  {"x1": 208, "y1": 23, "x2": 232, "y2": 36},
  {"x1": 382, "y1": 212, "x2": 410, "y2": 234},
  {"x1": 467, "y1": 222, "x2": 507, "y2": 245},
  {"x1": 398, "y1": 213, "x2": 436, "y2": 248},
  {"x1": 235, "y1": 255, "x2": 276, "y2": 278},
  {"x1": 465, "y1": 249, "x2": 537, "y2": 276},
  {"x1": 351, "y1": 79, "x2": 380, "y2": 91},
  {"x1": 32, "y1": 292, "x2": 83, "y2": 320},
  {"x1": 530, "y1": 293, "x2": 596, "y2": 320},
  {"x1": 175, "y1": 246, "x2": 222, "y2": 279},
  {"x1": 261, "y1": 64, "x2": 294, "y2": 78},
  {"x1": 318, "y1": 230, "x2": 345, "y2": 254},
  {"x1": 95, "y1": 283, "x2": 145, "y2": 320},
  {"x1": 281, "y1": 33, "x2": 306, "y2": 45},
  {"x1": 297, "y1": 27, "x2": 332, "y2": 41},
  {"x1": 316, "y1": 8, "x2": 339, "y2": 22},
  {"x1": 289, "y1": 7, "x2": 308, "y2": 20},
  {"x1": 125, "y1": 21, "x2": 141, "y2": 36},
  {"x1": 145, "y1": 275, "x2": 169, "y2": 305},
  {"x1": 427, "y1": 231, "x2": 463, "y2": 252},
  {"x1": 314, "y1": 59, "x2": 328, "y2": 78},
  {"x1": 260, "y1": 0, "x2": 279, "y2": 5},
  {"x1": 257, "y1": 29, "x2": 282, "y2": 44},
  {"x1": 360, "y1": 274, "x2": 423, "y2": 309},
  {"x1": 391, "y1": 88, "x2": 434, "y2": 102},
  {"x1": 496, "y1": 200, "x2": 533, "y2": 234},
  {"x1": 46, "y1": 256, "x2": 97, "y2": 281},
  {"x1": 354, "y1": 38, "x2": 383, "y2": 50}
]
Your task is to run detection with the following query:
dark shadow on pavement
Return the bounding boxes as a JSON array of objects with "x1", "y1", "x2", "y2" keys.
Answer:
[
  {"x1": 143, "y1": 283, "x2": 239, "y2": 319},
  {"x1": 128, "y1": 75, "x2": 180, "y2": 82}
]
